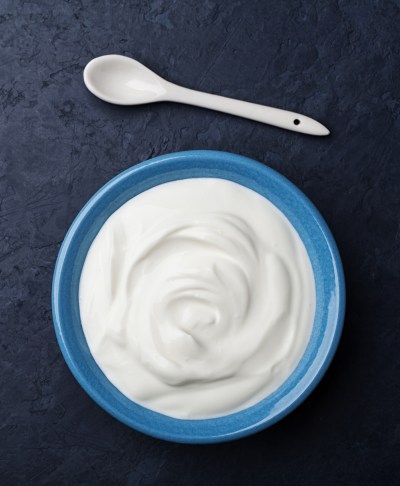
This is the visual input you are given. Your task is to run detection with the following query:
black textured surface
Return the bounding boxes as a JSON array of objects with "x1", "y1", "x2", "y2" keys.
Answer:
[{"x1": 1, "y1": 1, "x2": 400, "y2": 484}]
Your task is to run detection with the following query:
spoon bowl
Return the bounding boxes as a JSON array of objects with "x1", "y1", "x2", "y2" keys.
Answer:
[{"x1": 84, "y1": 55, "x2": 167, "y2": 105}]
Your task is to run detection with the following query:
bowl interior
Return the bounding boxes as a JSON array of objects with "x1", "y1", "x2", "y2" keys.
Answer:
[{"x1": 52, "y1": 150, "x2": 345, "y2": 443}]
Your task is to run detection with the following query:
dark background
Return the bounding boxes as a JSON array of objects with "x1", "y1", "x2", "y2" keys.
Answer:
[{"x1": 1, "y1": 0, "x2": 399, "y2": 484}]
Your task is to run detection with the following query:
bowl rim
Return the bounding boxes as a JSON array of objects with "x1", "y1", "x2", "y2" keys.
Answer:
[{"x1": 52, "y1": 150, "x2": 345, "y2": 443}]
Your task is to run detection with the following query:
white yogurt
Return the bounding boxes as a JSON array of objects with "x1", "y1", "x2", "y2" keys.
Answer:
[{"x1": 79, "y1": 178, "x2": 315, "y2": 419}]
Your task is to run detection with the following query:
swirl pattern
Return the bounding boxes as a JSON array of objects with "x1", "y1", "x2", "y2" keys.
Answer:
[{"x1": 80, "y1": 179, "x2": 315, "y2": 418}]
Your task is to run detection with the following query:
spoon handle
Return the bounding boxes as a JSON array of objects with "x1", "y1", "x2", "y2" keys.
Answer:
[{"x1": 165, "y1": 83, "x2": 329, "y2": 136}]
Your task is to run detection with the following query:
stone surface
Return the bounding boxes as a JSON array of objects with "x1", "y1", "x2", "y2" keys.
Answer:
[{"x1": 1, "y1": 0, "x2": 399, "y2": 484}]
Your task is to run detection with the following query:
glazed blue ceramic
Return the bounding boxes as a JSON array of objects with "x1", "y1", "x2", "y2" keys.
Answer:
[{"x1": 52, "y1": 150, "x2": 345, "y2": 444}]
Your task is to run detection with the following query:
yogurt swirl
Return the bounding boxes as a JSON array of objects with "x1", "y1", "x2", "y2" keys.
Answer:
[{"x1": 80, "y1": 178, "x2": 315, "y2": 418}]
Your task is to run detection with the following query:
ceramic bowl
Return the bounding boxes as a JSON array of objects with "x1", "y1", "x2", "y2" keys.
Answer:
[{"x1": 52, "y1": 150, "x2": 345, "y2": 443}]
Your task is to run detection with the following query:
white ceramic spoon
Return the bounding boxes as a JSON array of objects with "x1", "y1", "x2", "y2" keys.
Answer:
[{"x1": 84, "y1": 55, "x2": 329, "y2": 136}]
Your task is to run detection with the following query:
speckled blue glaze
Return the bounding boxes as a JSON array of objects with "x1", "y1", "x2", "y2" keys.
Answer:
[{"x1": 52, "y1": 150, "x2": 345, "y2": 444}]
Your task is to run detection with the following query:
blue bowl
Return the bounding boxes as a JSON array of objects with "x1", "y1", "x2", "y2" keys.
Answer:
[{"x1": 52, "y1": 150, "x2": 345, "y2": 444}]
